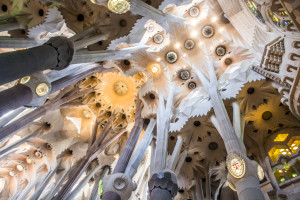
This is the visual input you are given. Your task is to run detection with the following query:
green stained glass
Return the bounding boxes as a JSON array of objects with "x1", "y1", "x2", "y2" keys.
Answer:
[
  {"x1": 244, "y1": 0, "x2": 265, "y2": 23},
  {"x1": 269, "y1": 11, "x2": 293, "y2": 28},
  {"x1": 99, "y1": 179, "x2": 103, "y2": 199}
]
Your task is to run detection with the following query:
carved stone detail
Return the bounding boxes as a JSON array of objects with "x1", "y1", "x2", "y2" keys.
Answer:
[
  {"x1": 260, "y1": 37, "x2": 285, "y2": 73},
  {"x1": 148, "y1": 170, "x2": 178, "y2": 198},
  {"x1": 102, "y1": 173, "x2": 137, "y2": 200},
  {"x1": 18, "y1": 72, "x2": 52, "y2": 107},
  {"x1": 45, "y1": 37, "x2": 75, "y2": 70},
  {"x1": 252, "y1": 66, "x2": 291, "y2": 88}
]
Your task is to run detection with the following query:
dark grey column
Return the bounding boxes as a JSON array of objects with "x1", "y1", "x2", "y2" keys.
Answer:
[
  {"x1": 0, "y1": 64, "x2": 102, "y2": 120},
  {"x1": 235, "y1": 176, "x2": 265, "y2": 200},
  {"x1": 0, "y1": 44, "x2": 57, "y2": 85},
  {"x1": 148, "y1": 170, "x2": 178, "y2": 200},
  {"x1": 0, "y1": 37, "x2": 74, "y2": 85},
  {"x1": 150, "y1": 189, "x2": 173, "y2": 199},
  {"x1": 0, "y1": 84, "x2": 32, "y2": 117},
  {"x1": 0, "y1": 73, "x2": 51, "y2": 118}
]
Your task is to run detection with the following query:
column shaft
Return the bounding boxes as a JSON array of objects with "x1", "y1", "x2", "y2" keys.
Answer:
[
  {"x1": 54, "y1": 157, "x2": 91, "y2": 200},
  {"x1": 209, "y1": 89, "x2": 242, "y2": 154},
  {"x1": 0, "y1": 107, "x2": 25, "y2": 128},
  {"x1": 235, "y1": 176, "x2": 265, "y2": 200},
  {"x1": 45, "y1": 166, "x2": 74, "y2": 200},
  {"x1": 0, "y1": 84, "x2": 32, "y2": 117},
  {"x1": 113, "y1": 119, "x2": 143, "y2": 174},
  {"x1": 66, "y1": 163, "x2": 100, "y2": 200},
  {"x1": 101, "y1": 119, "x2": 143, "y2": 200},
  {"x1": 0, "y1": 106, "x2": 47, "y2": 142},
  {"x1": 150, "y1": 188, "x2": 173, "y2": 200},
  {"x1": 0, "y1": 45, "x2": 58, "y2": 85}
]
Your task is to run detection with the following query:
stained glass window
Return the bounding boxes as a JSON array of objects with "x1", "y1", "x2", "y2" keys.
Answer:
[
  {"x1": 244, "y1": 0, "x2": 265, "y2": 23},
  {"x1": 99, "y1": 179, "x2": 103, "y2": 199},
  {"x1": 269, "y1": 11, "x2": 293, "y2": 28},
  {"x1": 268, "y1": 145, "x2": 292, "y2": 162}
]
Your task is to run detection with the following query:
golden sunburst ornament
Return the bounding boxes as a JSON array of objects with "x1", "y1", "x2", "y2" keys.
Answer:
[
  {"x1": 114, "y1": 81, "x2": 129, "y2": 96},
  {"x1": 245, "y1": 97, "x2": 298, "y2": 132},
  {"x1": 98, "y1": 73, "x2": 137, "y2": 111},
  {"x1": 237, "y1": 80, "x2": 277, "y2": 113}
]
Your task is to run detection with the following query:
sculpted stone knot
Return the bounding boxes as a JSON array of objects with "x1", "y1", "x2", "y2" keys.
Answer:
[
  {"x1": 45, "y1": 37, "x2": 74, "y2": 70},
  {"x1": 102, "y1": 173, "x2": 136, "y2": 200},
  {"x1": 148, "y1": 170, "x2": 178, "y2": 198}
]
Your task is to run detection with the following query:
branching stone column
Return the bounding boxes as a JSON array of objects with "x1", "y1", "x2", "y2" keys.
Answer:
[
  {"x1": 131, "y1": 0, "x2": 182, "y2": 20},
  {"x1": 195, "y1": 60, "x2": 264, "y2": 200},
  {"x1": 0, "y1": 107, "x2": 25, "y2": 128},
  {"x1": 44, "y1": 164, "x2": 76, "y2": 200},
  {"x1": 29, "y1": 160, "x2": 62, "y2": 200},
  {"x1": 113, "y1": 101, "x2": 144, "y2": 174},
  {"x1": 71, "y1": 46, "x2": 148, "y2": 64},
  {"x1": 0, "y1": 36, "x2": 74, "y2": 85},
  {"x1": 130, "y1": 0, "x2": 183, "y2": 31},
  {"x1": 65, "y1": 161, "x2": 101, "y2": 200},
  {"x1": 195, "y1": 172, "x2": 205, "y2": 200},
  {"x1": 148, "y1": 170, "x2": 178, "y2": 199},
  {"x1": 102, "y1": 119, "x2": 156, "y2": 199},
  {"x1": 101, "y1": 101, "x2": 144, "y2": 200},
  {"x1": 0, "y1": 37, "x2": 39, "y2": 49},
  {"x1": 54, "y1": 117, "x2": 127, "y2": 200},
  {"x1": 148, "y1": 85, "x2": 178, "y2": 200},
  {"x1": 0, "y1": 86, "x2": 92, "y2": 142},
  {"x1": 125, "y1": 119, "x2": 156, "y2": 178}
]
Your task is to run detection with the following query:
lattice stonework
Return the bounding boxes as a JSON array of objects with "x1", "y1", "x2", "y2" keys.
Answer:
[
  {"x1": 268, "y1": 145, "x2": 292, "y2": 162},
  {"x1": 260, "y1": 38, "x2": 285, "y2": 73}
]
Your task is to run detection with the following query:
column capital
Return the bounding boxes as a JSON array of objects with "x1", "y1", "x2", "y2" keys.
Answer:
[
  {"x1": 17, "y1": 73, "x2": 51, "y2": 107},
  {"x1": 148, "y1": 169, "x2": 178, "y2": 198},
  {"x1": 45, "y1": 37, "x2": 75, "y2": 70},
  {"x1": 102, "y1": 173, "x2": 136, "y2": 200}
]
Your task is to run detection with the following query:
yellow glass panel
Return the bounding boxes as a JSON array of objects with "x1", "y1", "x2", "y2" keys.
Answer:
[
  {"x1": 287, "y1": 137, "x2": 300, "y2": 154},
  {"x1": 274, "y1": 134, "x2": 289, "y2": 142},
  {"x1": 273, "y1": 169, "x2": 285, "y2": 183},
  {"x1": 268, "y1": 145, "x2": 291, "y2": 162}
]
